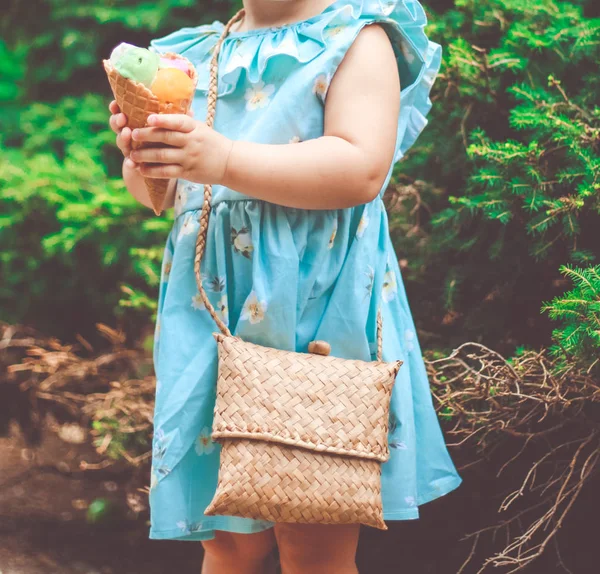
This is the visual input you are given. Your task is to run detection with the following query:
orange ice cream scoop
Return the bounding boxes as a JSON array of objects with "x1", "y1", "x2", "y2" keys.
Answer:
[{"x1": 151, "y1": 68, "x2": 195, "y2": 103}]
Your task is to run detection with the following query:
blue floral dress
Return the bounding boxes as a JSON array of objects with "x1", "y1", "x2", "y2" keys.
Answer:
[{"x1": 148, "y1": 0, "x2": 462, "y2": 541}]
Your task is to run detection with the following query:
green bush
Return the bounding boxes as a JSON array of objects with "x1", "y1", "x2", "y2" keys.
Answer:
[
  {"x1": 0, "y1": 93, "x2": 170, "y2": 338},
  {"x1": 0, "y1": 1, "x2": 238, "y2": 339},
  {"x1": 543, "y1": 265, "x2": 600, "y2": 366},
  {"x1": 1, "y1": 0, "x2": 599, "y2": 370},
  {"x1": 392, "y1": 0, "x2": 600, "y2": 365}
]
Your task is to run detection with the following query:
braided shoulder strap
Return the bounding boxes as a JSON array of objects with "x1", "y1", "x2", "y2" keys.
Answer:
[
  {"x1": 192, "y1": 9, "x2": 244, "y2": 338},
  {"x1": 192, "y1": 9, "x2": 385, "y2": 361}
]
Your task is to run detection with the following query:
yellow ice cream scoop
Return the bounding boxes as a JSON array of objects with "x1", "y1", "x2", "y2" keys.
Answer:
[{"x1": 151, "y1": 68, "x2": 195, "y2": 103}]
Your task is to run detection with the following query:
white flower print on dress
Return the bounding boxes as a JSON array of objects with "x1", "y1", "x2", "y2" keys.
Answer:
[
  {"x1": 177, "y1": 213, "x2": 196, "y2": 242},
  {"x1": 195, "y1": 427, "x2": 216, "y2": 456},
  {"x1": 217, "y1": 295, "x2": 229, "y2": 325},
  {"x1": 163, "y1": 259, "x2": 172, "y2": 281},
  {"x1": 356, "y1": 212, "x2": 370, "y2": 238},
  {"x1": 389, "y1": 412, "x2": 399, "y2": 434},
  {"x1": 191, "y1": 293, "x2": 206, "y2": 311},
  {"x1": 401, "y1": 41, "x2": 416, "y2": 65},
  {"x1": 404, "y1": 328, "x2": 416, "y2": 352},
  {"x1": 313, "y1": 73, "x2": 331, "y2": 102},
  {"x1": 176, "y1": 520, "x2": 187, "y2": 532},
  {"x1": 423, "y1": 68, "x2": 437, "y2": 87},
  {"x1": 379, "y1": 0, "x2": 397, "y2": 16},
  {"x1": 382, "y1": 270, "x2": 398, "y2": 302},
  {"x1": 244, "y1": 81, "x2": 275, "y2": 111},
  {"x1": 338, "y1": 4, "x2": 354, "y2": 22},
  {"x1": 404, "y1": 495, "x2": 416, "y2": 507},
  {"x1": 204, "y1": 274, "x2": 226, "y2": 293},
  {"x1": 174, "y1": 182, "x2": 193, "y2": 218},
  {"x1": 177, "y1": 519, "x2": 204, "y2": 534},
  {"x1": 152, "y1": 428, "x2": 167, "y2": 460},
  {"x1": 150, "y1": 468, "x2": 159, "y2": 490},
  {"x1": 328, "y1": 219, "x2": 338, "y2": 249},
  {"x1": 156, "y1": 465, "x2": 171, "y2": 479},
  {"x1": 240, "y1": 291, "x2": 267, "y2": 325},
  {"x1": 231, "y1": 227, "x2": 254, "y2": 259},
  {"x1": 289, "y1": 135, "x2": 301, "y2": 144},
  {"x1": 364, "y1": 265, "x2": 374, "y2": 301},
  {"x1": 325, "y1": 25, "x2": 346, "y2": 39}
]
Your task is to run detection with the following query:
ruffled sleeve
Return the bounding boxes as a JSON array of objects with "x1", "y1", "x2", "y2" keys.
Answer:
[
  {"x1": 149, "y1": 23, "x2": 224, "y2": 93},
  {"x1": 149, "y1": 24, "x2": 220, "y2": 55},
  {"x1": 322, "y1": 0, "x2": 442, "y2": 162}
]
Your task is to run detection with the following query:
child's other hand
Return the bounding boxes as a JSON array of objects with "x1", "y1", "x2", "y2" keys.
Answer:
[
  {"x1": 128, "y1": 114, "x2": 233, "y2": 185},
  {"x1": 108, "y1": 100, "x2": 133, "y2": 160}
]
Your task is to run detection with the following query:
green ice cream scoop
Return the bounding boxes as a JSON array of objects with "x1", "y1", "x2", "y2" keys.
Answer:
[{"x1": 113, "y1": 46, "x2": 159, "y2": 88}]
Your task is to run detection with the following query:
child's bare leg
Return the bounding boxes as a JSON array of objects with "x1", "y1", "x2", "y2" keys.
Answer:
[
  {"x1": 201, "y1": 529, "x2": 277, "y2": 574},
  {"x1": 274, "y1": 523, "x2": 360, "y2": 574}
]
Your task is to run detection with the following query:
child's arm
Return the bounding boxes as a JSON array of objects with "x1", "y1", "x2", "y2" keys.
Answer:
[
  {"x1": 129, "y1": 25, "x2": 400, "y2": 210},
  {"x1": 123, "y1": 159, "x2": 177, "y2": 210}
]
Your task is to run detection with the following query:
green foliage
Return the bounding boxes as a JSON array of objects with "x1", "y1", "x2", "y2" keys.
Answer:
[
  {"x1": 543, "y1": 265, "x2": 600, "y2": 365},
  {"x1": 0, "y1": 93, "x2": 170, "y2": 337},
  {"x1": 1, "y1": 0, "x2": 238, "y2": 97},
  {"x1": 86, "y1": 497, "x2": 118, "y2": 525},
  {"x1": 91, "y1": 417, "x2": 149, "y2": 461},
  {"x1": 1, "y1": 0, "x2": 599, "y2": 373},
  {"x1": 392, "y1": 0, "x2": 600, "y2": 359},
  {"x1": 0, "y1": 1, "x2": 237, "y2": 338},
  {"x1": 0, "y1": 40, "x2": 25, "y2": 104}
]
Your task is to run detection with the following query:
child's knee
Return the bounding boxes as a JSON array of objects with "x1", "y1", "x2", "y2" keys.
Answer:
[
  {"x1": 203, "y1": 529, "x2": 276, "y2": 564},
  {"x1": 275, "y1": 523, "x2": 359, "y2": 573}
]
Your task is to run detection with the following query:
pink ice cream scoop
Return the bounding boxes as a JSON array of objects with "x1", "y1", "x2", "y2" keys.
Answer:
[{"x1": 159, "y1": 57, "x2": 191, "y2": 76}]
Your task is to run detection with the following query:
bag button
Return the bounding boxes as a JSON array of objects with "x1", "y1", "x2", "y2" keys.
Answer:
[{"x1": 308, "y1": 340, "x2": 331, "y2": 356}]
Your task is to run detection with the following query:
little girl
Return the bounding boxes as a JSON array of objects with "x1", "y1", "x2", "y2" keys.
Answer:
[{"x1": 109, "y1": 1, "x2": 462, "y2": 572}]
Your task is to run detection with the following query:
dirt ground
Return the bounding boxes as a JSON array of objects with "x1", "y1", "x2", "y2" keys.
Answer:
[
  {"x1": 0, "y1": 416, "x2": 203, "y2": 574},
  {"x1": 0, "y1": 416, "x2": 595, "y2": 574}
]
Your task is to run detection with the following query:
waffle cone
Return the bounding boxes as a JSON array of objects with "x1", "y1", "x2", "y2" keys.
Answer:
[{"x1": 103, "y1": 53, "x2": 198, "y2": 215}]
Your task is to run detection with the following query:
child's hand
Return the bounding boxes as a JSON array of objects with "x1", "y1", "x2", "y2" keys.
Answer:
[
  {"x1": 129, "y1": 114, "x2": 233, "y2": 185},
  {"x1": 108, "y1": 100, "x2": 134, "y2": 160}
]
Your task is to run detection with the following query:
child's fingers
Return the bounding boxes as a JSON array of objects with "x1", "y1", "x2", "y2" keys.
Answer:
[
  {"x1": 116, "y1": 113, "x2": 127, "y2": 128},
  {"x1": 147, "y1": 113, "x2": 196, "y2": 133},
  {"x1": 109, "y1": 113, "x2": 127, "y2": 134},
  {"x1": 124, "y1": 158, "x2": 139, "y2": 170},
  {"x1": 138, "y1": 163, "x2": 183, "y2": 179},
  {"x1": 130, "y1": 147, "x2": 185, "y2": 165},
  {"x1": 109, "y1": 100, "x2": 120, "y2": 114},
  {"x1": 109, "y1": 115, "x2": 120, "y2": 134},
  {"x1": 120, "y1": 126, "x2": 132, "y2": 145},
  {"x1": 131, "y1": 127, "x2": 187, "y2": 147},
  {"x1": 116, "y1": 127, "x2": 132, "y2": 155}
]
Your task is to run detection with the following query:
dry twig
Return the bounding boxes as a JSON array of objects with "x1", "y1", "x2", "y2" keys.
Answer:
[
  {"x1": 427, "y1": 343, "x2": 599, "y2": 573},
  {"x1": 2, "y1": 324, "x2": 598, "y2": 572}
]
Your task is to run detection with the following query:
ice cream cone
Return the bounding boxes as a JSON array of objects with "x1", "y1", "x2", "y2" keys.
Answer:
[{"x1": 103, "y1": 53, "x2": 198, "y2": 215}]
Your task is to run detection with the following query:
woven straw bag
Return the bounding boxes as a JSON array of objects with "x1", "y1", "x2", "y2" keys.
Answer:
[{"x1": 196, "y1": 10, "x2": 403, "y2": 530}]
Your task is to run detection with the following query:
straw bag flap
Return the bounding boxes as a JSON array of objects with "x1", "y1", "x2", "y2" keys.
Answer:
[{"x1": 211, "y1": 333, "x2": 400, "y2": 462}]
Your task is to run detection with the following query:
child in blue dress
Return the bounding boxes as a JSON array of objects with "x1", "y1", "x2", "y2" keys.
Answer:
[{"x1": 108, "y1": 1, "x2": 462, "y2": 572}]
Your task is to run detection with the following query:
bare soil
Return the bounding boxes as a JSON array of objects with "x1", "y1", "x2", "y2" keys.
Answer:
[{"x1": 0, "y1": 417, "x2": 594, "y2": 574}]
